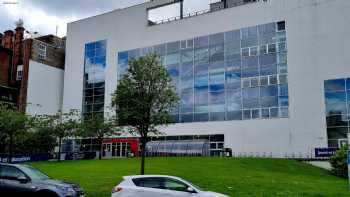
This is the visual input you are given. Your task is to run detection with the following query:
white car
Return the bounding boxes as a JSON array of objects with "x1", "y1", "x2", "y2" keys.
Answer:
[{"x1": 111, "y1": 175, "x2": 229, "y2": 197}]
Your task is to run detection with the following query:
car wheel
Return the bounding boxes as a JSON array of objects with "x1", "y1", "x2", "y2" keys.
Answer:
[{"x1": 36, "y1": 190, "x2": 59, "y2": 197}]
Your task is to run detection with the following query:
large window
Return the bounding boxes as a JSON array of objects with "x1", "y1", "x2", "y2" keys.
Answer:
[
  {"x1": 118, "y1": 21, "x2": 288, "y2": 123},
  {"x1": 324, "y1": 78, "x2": 350, "y2": 148},
  {"x1": 83, "y1": 40, "x2": 107, "y2": 118}
]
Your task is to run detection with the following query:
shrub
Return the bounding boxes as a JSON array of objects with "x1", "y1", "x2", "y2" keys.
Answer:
[{"x1": 330, "y1": 146, "x2": 348, "y2": 178}]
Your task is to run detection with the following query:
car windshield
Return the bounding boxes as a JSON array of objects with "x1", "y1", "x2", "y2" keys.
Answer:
[{"x1": 20, "y1": 165, "x2": 50, "y2": 181}]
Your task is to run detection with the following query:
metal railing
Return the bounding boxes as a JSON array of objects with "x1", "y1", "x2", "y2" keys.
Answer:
[
  {"x1": 149, "y1": 9, "x2": 210, "y2": 26},
  {"x1": 148, "y1": 0, "x2": 264, "y2": 26}
]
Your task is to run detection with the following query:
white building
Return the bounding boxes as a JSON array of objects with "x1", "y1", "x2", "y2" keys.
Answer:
[{"x1": 62, "y1": 0, "x2": 350, "y2": 157}]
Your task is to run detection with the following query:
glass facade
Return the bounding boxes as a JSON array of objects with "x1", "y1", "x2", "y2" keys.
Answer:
[
  {"x1": 83, "y1": 40, "x2": 107, "y2": 118},
  {"x1": 324, "y1": 78, "x2": 350, "y2": 148},
  {"x1": 118, "y1": 21, "x2": 288, "y2": 123}
]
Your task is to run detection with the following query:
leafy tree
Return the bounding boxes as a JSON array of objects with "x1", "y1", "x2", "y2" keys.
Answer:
[
  {"x1": 0, "y1": 131, "x2": 6, "y2": 153},
  {"x1": 13, "y1": 127, "x2": 56, "y2": 154},
  {"x1": 112, "y1": 54, "x2": 179, "y2": 175},
  {"x1": 0, "y1": 103, "x2": 33, "y2": 162},
  {"x1": 330, "y1": 145, "x2": 348, "y2": 178},
  {"x1": 42, "y1": 110, "x2": 80, "y2": 162},
  {"x1": 79, "y1": 115, "x2": 119, "y2": 159}
]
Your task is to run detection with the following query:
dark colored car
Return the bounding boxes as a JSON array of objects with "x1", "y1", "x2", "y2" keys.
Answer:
[{"x1": 0, "y1": 163, "x2": 84, "y2": 197}]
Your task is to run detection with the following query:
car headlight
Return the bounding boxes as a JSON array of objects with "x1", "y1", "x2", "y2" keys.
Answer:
[{"x1": 56, "y1": 185, "x2": 75, "y2": 193}]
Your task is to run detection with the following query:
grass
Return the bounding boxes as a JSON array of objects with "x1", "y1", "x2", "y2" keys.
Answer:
[{"x1": 29, "y1": 157, "x2": 350, "y2": 197}]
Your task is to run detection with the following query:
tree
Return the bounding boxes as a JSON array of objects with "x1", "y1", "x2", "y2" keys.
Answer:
[
  {"x1": 0, "y1": 103, "x2": 33, "y2": 163},
  {"x1": 112, "y1": 54, "x2": 179, "y2": 175},
  {"x1": 79, "y1": 115, "x2": 119, "y2": 159},
  {"x1": 330, "y1": 145, "x2": 348, "y2": 178},
  {"x1": 42, "y1": 110, "x2": 80, "y2": 162}
]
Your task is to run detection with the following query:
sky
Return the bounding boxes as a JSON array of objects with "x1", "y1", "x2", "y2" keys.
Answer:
[{"x1": 0, "y1": 0, "x2": 213, "y2": 38}]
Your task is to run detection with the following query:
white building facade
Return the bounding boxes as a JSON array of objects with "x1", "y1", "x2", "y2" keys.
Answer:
[{"x1": 62, "y1": 0, "x2": 350, "y2": 157}]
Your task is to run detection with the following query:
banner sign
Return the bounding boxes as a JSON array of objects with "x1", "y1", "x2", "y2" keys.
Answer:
[
  {"x1": 0, "y1": 153, "x2": 51, "y2": 163},
  {"x1": 315, "y1": 148, "x2": 337, "y2": 157},
  {"x1": 63, "y1": 152, "x2": 96, "y2": 160}
]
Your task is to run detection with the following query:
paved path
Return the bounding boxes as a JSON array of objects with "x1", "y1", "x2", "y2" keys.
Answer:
[{"x1": 307, "y1": 161, "x2": 332, "y2": 170}]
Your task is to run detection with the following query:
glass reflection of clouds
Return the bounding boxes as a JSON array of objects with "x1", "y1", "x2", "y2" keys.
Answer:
[
  {"x1": 324, "y1": 78, "x2": 350, "y2": 146},
  {"x1": 83, "y1": 40, "x2": 107, "y2": 117},
  {"x1": 117, "y1": 22, "x2": 288, "y2": 123}
]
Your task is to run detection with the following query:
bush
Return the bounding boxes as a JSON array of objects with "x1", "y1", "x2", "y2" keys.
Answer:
[{"x1": 330, "y1": 146, "x2": 348, "y2": 178}]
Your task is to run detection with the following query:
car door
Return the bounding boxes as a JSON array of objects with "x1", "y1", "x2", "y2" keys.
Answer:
[
  {"x1": 0, "y1": 165, "x2": 4, "y2": 192},
  {"x1": 163, "y1": 178, "x2": 198, "y2": 197},
  {"x1": 0, "y1": 165, "x2": 35, "y2": 195}
]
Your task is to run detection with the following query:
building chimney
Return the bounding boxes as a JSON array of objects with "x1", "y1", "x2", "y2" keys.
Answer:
[
  {"x1": 2, "y1": 30, "x2": 14, "y2": 49},
  {"x1": 0, "y1": 33, "x2": 3, "y2": 46},
  {"x1": 11, "y1": 26, "x2": 25, "y2": 85}
]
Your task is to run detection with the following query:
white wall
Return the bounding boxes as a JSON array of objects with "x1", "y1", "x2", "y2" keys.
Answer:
[
  {"x1": 63, "y1": 0, "x2": 350, "y2": 157},
  {"x1": 26, "y1": 60, "x2": 64, "y2": 115}
]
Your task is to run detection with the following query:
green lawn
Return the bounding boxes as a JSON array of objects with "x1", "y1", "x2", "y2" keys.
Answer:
[{"x1": 30, "y1": 157, "x2": 349, "y2": 197}]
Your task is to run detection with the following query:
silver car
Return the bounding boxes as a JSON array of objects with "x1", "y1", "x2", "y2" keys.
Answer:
[
  {"x1": 111, "y1": 175, "x2": 229, "y2": 197},
  {"x1": 0, "y1": 163, "x2": 84, "y2": 197}
]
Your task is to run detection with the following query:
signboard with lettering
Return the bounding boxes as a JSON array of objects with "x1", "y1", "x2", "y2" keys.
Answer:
[
  {"x1": 315, "y1": 148, "x2": 337, "y2": 157},
  {"x1": 0, "y1": 153, "x2": 51, "y2": 163}
]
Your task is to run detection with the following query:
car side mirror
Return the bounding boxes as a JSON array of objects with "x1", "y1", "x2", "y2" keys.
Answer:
[
  {"x1": 187, "y1": 187, "x2": 196, "y2": 193},
  {"x1": 17, "y1": 176, "x2": 29, "y2": 184}
]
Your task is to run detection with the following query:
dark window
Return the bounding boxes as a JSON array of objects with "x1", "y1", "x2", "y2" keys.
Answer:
[
  {"x1": 210, "y1": 134, "x2": 224, "y2": 142},
  {"x1": 277, "y1": 21, "x2": 286, "y2": 31},
  {"x1": 261, "y1": 108, "x2": 269, "y2": 118},
  {"x1": 164, "y1": 178, "x2": 189, "y2": 192},
  {"x1": 327, "y1": 127, "x2": 349, "y2": 139},
  {"x1": 227, "y1": 111, "x2": 242, "y2": 120},
  {"x1": 133, "y1": 178, "x2": 164, "y2": 189},
  {"x1": 243, "y1": 110, "x2": 251, "y2": 119},
  {"x1": 0, "y1": 166, "x2": 26, "y2": 180},
  {"x1": 325, "y1": 79, "x2": 346, "y2": 92}
]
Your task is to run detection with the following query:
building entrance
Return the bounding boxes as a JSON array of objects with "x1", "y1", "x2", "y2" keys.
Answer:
[{"x1": 102, "y1": 139, "x2": 139, "y2": 158}]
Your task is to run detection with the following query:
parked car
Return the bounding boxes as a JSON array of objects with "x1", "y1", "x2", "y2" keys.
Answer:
[
  {"x1": 0, "y1": 163, "x2": 84, "y2": 197},
  {"x1": 111, "y1": 175, "x2": 229, "y2": 197}
]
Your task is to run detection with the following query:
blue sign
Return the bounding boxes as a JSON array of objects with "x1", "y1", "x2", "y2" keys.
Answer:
[
  {"x1": 348, "y1": 150, "x2": 350, "y2": 164},
  {"x1": 0, "y1": 153, "x2": 51, "y2": 163},
  {"x1": 315, "y1": 148, "x2": 337, "y2": 157}
]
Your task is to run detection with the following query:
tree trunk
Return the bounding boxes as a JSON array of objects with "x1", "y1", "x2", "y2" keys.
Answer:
[
  {"x1": 57, "y1": 137, "x2": 62, "y2": 162},
  {"x1": 140, "y1": 137, "x2": 146, "y2": 175},
  {"x1": 98, "y1": 137, "x2": 103, "y2": 160},
  {"x1": 8, "y1": 134, "x2": 13, "y2": 163}
]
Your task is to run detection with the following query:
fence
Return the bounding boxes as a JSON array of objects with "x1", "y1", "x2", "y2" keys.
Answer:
[{"x1": 146, "y1": 140, "x2": 210, "y2": 157}]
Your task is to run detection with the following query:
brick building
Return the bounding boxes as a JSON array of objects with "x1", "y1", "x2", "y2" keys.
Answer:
[{"x1": 0, "y1": 24, "x2": 65, "y2": 115}]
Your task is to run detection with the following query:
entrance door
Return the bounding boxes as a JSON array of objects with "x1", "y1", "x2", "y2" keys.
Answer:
[
  {"x1": 114, "y1": 142, "x2": 130, "y2": 157},
  {"x1": 103, "y1": 143, "x2": 112, "y2": 158}
]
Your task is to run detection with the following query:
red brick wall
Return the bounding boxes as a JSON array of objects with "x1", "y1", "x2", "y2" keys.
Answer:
[
  {"x1": 18, "y1": 39, "x2": 32, "y2": 112},
  {"x1": 0, "y1": 50, "x2": 11, "y2": 86}
]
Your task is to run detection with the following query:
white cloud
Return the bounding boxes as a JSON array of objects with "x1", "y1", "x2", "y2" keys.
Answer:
[
  {"x1": 3, "y1": 3, "x2": 76, "y2": 37},
  {"x1": 0, "y1": 0, "x2": 209, "y2": 37}
]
